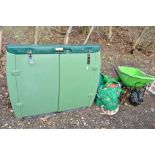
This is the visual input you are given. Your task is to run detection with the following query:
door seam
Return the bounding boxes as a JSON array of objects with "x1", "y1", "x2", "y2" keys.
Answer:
[
  {"x1": 15, "y1": 55, "x2": 22, "y2": 117},
  {"x1": 58, "y1": 54, "x2": 60, "y2": 111}
]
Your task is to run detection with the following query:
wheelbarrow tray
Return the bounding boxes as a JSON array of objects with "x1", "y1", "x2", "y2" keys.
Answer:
[{"x1": 118, "y1": 66, "x2": 155, "y2": 88}]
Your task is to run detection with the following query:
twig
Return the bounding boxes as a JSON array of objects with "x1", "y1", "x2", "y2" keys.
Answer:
[
  {"x1": 34, "y1": 26, "x2": 39, "y2": 44},
  {"x1": 49, "y1": 26, "x2": 66, "y2": 35},
  {"x1": 0, "y1": 31, "x2": 2, "y2": 54},
  {"x1": 83, "y1": 26, "x2": 95, "y2": 44},
  {"x1": 64, "y1": 26, "x2": 73, "y2": 44},
  {"x1": 47, "y1": 27, "x2": 53, "y2": 36}
]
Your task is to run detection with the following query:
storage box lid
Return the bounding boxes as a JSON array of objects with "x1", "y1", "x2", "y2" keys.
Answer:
[{"x1": 6, "y1": 44, "x2": 101, "y2": 54}]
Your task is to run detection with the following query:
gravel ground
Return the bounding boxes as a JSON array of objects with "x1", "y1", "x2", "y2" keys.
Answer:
[{"x1": 0, "y1": 76, "x2": 155, "y2": 129}]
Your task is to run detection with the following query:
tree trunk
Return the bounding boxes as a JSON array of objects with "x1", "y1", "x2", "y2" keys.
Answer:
[
  {"x1": 108, "y1": 26, "x2": 113, "y2": 42},
  {"x1": 83, "y1": 26, "x2": 95, "y2": 44},
  {"x1": 34, "y1": 26, "x2": 39, "y2": 44},
  {"x1": 64, "y1": 26, "x2": 73, "y2": 44},
  {"x1": 130, "y1": 27, "x2": 148, "y2": 54},
  {"x1": 0, "y1": 31, "x2": 2, "y2": 54}
]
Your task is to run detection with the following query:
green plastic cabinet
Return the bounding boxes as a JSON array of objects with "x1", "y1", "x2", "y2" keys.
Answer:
[{"x1": 6, "y1": 44, "x2": 101, "y2": 118}]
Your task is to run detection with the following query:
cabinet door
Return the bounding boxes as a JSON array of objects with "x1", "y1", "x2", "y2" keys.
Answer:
[
  {"x1": 15, "y1": 54, "x2": 59, "y2": 118},
  {"x1": 59, "y1": 52, "x2": 100, "y2": 111}
]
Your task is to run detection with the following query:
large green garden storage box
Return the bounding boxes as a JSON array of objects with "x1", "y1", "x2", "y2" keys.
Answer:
[{"x1": 6, "y1": 44, "x2": 101, "y2": 118}]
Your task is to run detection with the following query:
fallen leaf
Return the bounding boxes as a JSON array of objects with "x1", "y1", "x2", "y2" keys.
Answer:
[{"x1": 40, "y1": 116, "x2": 50, "y2": 122}]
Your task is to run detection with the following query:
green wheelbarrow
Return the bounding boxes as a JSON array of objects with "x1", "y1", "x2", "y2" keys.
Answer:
[
  {"x1": 118, "y1": 66, "x2": 155, "y2": 88},
  {"x1": 117, "y1": 66, "x2": 155, "y2": 105}
]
